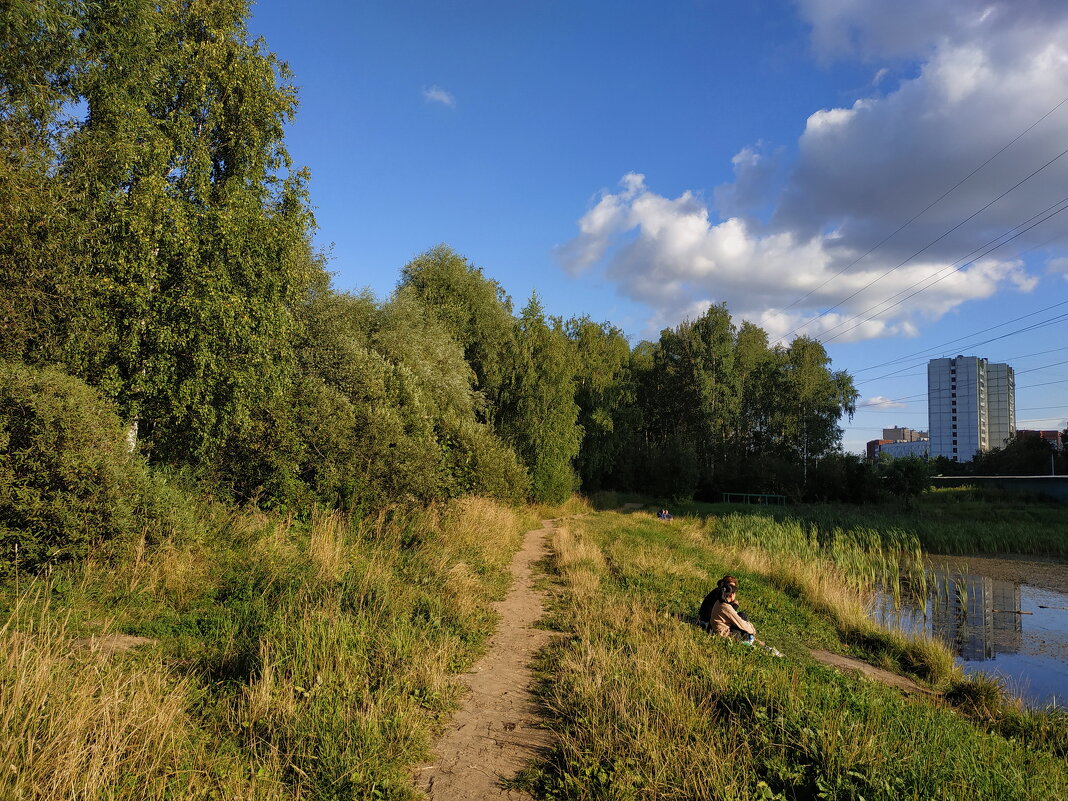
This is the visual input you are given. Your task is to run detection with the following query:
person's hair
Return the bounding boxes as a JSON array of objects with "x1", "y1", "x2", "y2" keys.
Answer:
[
  {"x1": 717, "y1": 575, "x2": 738, "y2": 591},
  {"x1": 716, "y1": 584, "x2": 736, "y2": 604}
]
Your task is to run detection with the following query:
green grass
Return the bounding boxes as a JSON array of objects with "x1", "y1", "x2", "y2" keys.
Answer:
[
  {"x1": 666, "y1": 487, "x2": 1068, "y2": 558},
  {"x1": 0, "y1": 495, "x2": 550, "y2": 800},
  {"x1": 523, "y1": 509, "x2": 1068, "y2": 801}
]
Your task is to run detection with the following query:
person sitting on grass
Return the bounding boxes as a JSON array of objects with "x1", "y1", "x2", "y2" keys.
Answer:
[
  {"x1": 657, "y1": 509, "x2": 673, "y2": 520},
  {"x1": 698, "y1": 579, "x2": 755, "y2": 643},
  {"x1": 708, "y1": 583, "x2": 757, "y2": 643}
]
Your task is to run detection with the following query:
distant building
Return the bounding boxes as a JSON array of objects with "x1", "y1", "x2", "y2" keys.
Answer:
[
  {"x1": 879, "y1": 440, "x2": 930, "y2": 459},
  {"x1": 928, "y1": 356, "x2": 1015, "y2": 462},
  {"x1": 882, "y1": 426, "x2": 927, "y2": 442},
  {"x1": 1017, "y1": 430, "x2": 1064, "y2": 451},
  {"x1": 866, "y1": 439, "x2": 892, "y2": 461}
]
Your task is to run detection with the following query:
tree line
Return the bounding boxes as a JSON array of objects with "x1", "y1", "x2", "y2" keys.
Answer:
[{"x1": 1, "y1": 0, "x2": 860, "y2": 532}]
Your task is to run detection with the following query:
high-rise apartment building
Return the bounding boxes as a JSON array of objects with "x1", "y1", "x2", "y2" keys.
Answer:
[{"x1": 928, "y1": 356, "x2": 1015, "y2": 461}]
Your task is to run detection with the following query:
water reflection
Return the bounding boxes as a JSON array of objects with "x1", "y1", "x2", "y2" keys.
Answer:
[{"x1": 873, "y1": 565, "x2": 1068, "y2": 707}]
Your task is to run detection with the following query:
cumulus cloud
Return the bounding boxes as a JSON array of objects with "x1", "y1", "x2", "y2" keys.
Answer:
[
  {"x1": 422, "y1": 85, "x2": 456, "y2": 107},
  {"x1": 557, "y1": 1, "x2": 1068, "y2": 341}
]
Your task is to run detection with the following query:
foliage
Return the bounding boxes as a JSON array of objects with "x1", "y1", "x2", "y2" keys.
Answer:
[
  {"x1": 293, "y1": 288, "x2": 528, "y2": 508},
  {"x1": 566, "y1": 317, "x2": 634, "y2": 492},
  {"x1": 498, "y1": 296, "x2": 583, "y2": 503},
  {"x1": 0, "y1": 362, "x2": 187, "y2": 573},
  {"x1": 1, "y1": 0, "x2": 319, "y2": 471},
  {"x1": 591, "y1": 306, "x2": 858, "y2": 500},
  {"x1": 972, "y1": 436, "x2": 1066, "y2": 476},
  {"x1": 397, "y1": 245, "x2": 516, "y2": 422}
]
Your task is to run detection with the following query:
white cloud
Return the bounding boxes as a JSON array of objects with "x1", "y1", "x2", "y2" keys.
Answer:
[
  {"x1": 860, "y1": 396, "x2": 907, "y2": 409},
  {"x1": 558, "y1": 2, "x2": 1068, "y2": 341},
  {"x1": 1048, "y1": 256, "x2": 1068, "y2": 279},
  {"x1": 422, "y1": 85, "x2": 456, "y2": 107}
]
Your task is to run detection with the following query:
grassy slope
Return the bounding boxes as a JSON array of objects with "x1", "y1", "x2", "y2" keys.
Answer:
[
  {"x1": 525, "y1": 509, "x2": 1068, "y2": 801},
  {"x1": 0, "y1": 495, "x2": 583, "y2": 801}
]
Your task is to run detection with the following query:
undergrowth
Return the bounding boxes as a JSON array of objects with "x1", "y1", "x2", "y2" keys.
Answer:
[{"x1": 0, "y1": 493, "x2": 567, "y2": 800}]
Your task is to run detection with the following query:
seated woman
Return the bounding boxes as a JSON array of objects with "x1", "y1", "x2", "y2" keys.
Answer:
[{"x1": 698, "y1": 583, "x2": 756, "y2": 643}]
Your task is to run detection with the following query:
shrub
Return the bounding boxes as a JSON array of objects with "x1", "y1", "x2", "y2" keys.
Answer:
[{"x1": 0, "y1": 362, "x2": 184, "y2": 573}]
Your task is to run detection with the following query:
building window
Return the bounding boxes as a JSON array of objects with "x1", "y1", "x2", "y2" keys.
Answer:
[{"x1": 952, "y1": 448, "x2": 957, "y2": 453}]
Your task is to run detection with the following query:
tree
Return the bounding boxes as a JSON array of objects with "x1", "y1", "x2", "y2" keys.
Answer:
[
  {"x1": 878, "y1": 455, "x2": 930, "y2": 509},
  {"x1": 2, "y1": 0, "x2": 318, "y2": 472},
  {"x1": 498, "y1": 296, "x2": 582, "y2": 503},
  {"x1": 566, "y1": 317, "x2": 633, "y2": 492},
  {"x1": 398, "y1": 246, "x2": 516, "y2": 424}
]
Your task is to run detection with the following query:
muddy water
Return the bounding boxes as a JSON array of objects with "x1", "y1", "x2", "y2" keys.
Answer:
[{"x1": 871, "y1": 555, "x2": 1068, "y2": 708}]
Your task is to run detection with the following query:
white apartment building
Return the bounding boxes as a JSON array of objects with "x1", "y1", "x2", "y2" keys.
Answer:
[
  {"x1": 928, "y1": 356, "x2": 1016, "y2": 462},
  {"x1": 878, "y1": 440, "x2": 930, "y2": 459}
]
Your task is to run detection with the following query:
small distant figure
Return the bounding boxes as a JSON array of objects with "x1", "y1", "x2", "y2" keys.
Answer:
[{"x1": 657, "y1": 509, "x2": 673, "y2": 520}]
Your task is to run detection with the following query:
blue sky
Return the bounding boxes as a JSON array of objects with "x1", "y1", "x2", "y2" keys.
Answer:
[{"x1": 247, "y1": 0, "x2": 1068, "y2": 454}]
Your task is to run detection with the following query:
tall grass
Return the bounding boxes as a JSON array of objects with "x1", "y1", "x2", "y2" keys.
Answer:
[
  {"x1": 0, "y1": 493, "x2": 548, "y2": 800},
  {"x1": 705, "y1": 487, "x2": 1068, "y2": 557},
  {"x1": 526, "y1": 511, "x2": 1068, "y2": 800},
  {"x1": 0, "y1": 596, "x2": 285, "y2": 800}
]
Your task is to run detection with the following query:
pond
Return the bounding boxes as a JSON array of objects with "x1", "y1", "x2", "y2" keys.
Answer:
[{"x1": 871, "y1": 554, "x2": 1068, "y2": 708}]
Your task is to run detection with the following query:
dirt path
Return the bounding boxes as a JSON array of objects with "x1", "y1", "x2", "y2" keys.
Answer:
[
  {"x1": 416, "y1": 519, "x2": 555, "y2": 800},
  {"x1": 809, "y1": 649, "x2": 936, "y2": 696}
]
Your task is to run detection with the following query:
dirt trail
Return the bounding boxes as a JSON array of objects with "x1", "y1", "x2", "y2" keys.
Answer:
[
  {"x1": 809, "y1": 649, "x2": 936, "y2": 696},
  {"x1": 416, "y1": 519, "x2": 555, "y2": 800}
]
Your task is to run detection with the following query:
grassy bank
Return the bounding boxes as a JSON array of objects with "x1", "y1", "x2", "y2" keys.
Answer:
[
  {"x1": 660, "y1": 487, "x2": 1068, "y2": 558},
  {"x1": 0, "y1": 494, "x2": 576, "y2": 801},
  {"x1": 525, "y1": 509, "x2": 1068, "y2": 800}
]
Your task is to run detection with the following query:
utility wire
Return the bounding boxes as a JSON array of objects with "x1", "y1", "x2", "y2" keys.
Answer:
[
  {"x1": 854, "y1": 375, "x2": 1068, "y2": 409},
  {"x1": 850, "y1": 300, "x2": 1068, "y2": 374},
  {"x1": 852, "y1": 326, "x2": 1068, "y2": 385},
  {"x1": 820, "y1": 200, "x2": 1068, "y2": 343},
  {"x1": 777, "y1": 93, "x2": 1068, "y2": 315},
  {"x1": 783, "y1": 141, "x2": 1068, "y2": 340}
]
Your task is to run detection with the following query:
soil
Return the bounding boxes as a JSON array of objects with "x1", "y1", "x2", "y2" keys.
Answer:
[
  {"x1": 415, "y1": 520, "x2": 555, "y2": 800},
  {"x1": 809, "y1": 649, "x2": 936, "y2": 696},
  {"x1": 73, "y1": 633, "x2": 155, "y2": 656}
]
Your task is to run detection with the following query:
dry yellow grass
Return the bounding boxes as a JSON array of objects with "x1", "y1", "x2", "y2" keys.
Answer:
[
  {"x1": 0, "y1": 598, "x2": 285, "y2": 801},
  {"x1": 308, "y1": 511, "x2": 348, "y2": 584}
]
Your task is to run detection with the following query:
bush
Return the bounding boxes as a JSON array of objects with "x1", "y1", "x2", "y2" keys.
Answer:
[{"x1": 0, "y1": 361, "x2": 185, "y2": 573}]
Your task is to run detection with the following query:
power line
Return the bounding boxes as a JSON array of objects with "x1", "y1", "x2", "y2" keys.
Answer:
[
  {"x1": 784, "y1": 142, "x2": 1068, "y2": 341},
  {"x1": 851, "y1": 300, "x2": 1068, "y2": 374},
  {"x1": 819, "y1": 200, "x2": 1068, "y2": 344},
  {"x1": 776, "y1": 93, "x2": 1068, "y2": 317},
  {"x1": 854, "y1": 375, "x2": 1068, "y2": 409},
  {"x1": 853, "y1": 338, "x2": 1068, "y2": 386}
]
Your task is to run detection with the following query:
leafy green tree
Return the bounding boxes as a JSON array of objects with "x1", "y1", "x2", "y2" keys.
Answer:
[
  {"x1": 0, "y1": 362, "x2": 187, "y2": 574},
  {"x1": 2, "y1": 0, "x2": 318, "y2": 473},
  {"x1": 566, "y1": 317, "x2": 633, "y2": 492},
  {"x1": 878, "y1": 455, "x2": 930, "y2": 508},
  {"x1": 398, "y1": 246, "x2": 516, "y2": 424},
  {"x1": 499, "y1": 296, "x2": 582, "y2": 503},
  {"x1": 770, "y1": 337, "x2": 858, "y2": 485},
  {"x1": 293, "y1": 288, "x2": 527, "y2": 508},
  {"x1": 0, "y1": 1, "x2": 86, "y2": 363}
]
